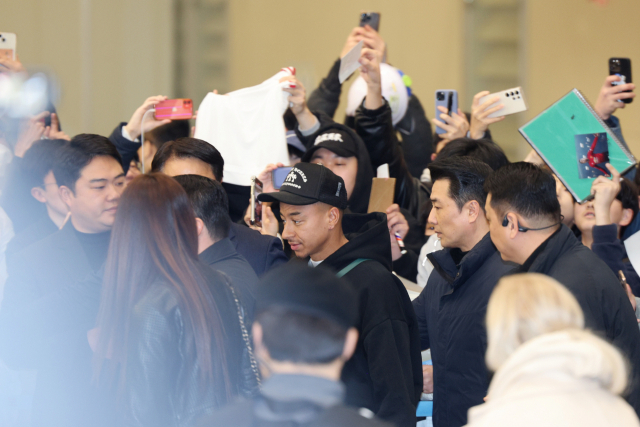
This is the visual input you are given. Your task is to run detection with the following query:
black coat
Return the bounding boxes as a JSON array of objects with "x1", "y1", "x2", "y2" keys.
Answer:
[
  {"x1": 521, "y1": 225, "x2": 640, "y2": 418},
  {"x1": 199, "y1": 237, "x2": 258, "y2": 323},
  {"x1": 315, "y1": 212, "x2": 422, "y2": 427},
  {"x1": 0, "y1": 222, "x2": 109, "y2": 427},
  {"x1": 5, "y1": 215, "x2": 58, "y2": 262},
  {"x1": 412, "y1": 233, "x2": 516, "y2": 427},
  {"x1": 228, "y1": 223, "x2": 288, "y2": 277}
]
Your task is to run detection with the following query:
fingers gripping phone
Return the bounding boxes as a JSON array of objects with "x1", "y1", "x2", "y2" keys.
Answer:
[
  {"x1": 154, "y1": 98, "x2": 193, "y2": 120},
  {"x1": 359, "y1": 13, "x2": 381, "y2": 31},
  {"x1": 250, "y1": 176, "x2": 263, "y2": 227},
  {"x1": 0, "y1": 33, "x2": 16, "y2": 61},
  {"x1": 609, "y1": 58, "x2": 633, "y2": 104},
  {"x1": 272, "y1": 167, "x2": 293, "y2": 190},
  {"x1": 434, "y1": 90, "x2": 459, "y2": 135},
  {"x1": 478, "y1": 87, "x2": 527, "y2": 119}
]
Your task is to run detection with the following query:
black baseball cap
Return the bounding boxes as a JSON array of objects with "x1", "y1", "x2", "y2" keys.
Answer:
[
  {"x1": 256, "y1": 263, "x2": 358, "y2": 329},
  {"x1": 301, "y1": 124, "x2": 359, "y2": 161},
  {"x1": 258, "y1": 162, "x2": 348, "y2": 209}
]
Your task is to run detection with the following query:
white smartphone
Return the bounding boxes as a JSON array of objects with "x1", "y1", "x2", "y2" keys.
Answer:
[
  {"x1": 478, "y1": 87, "x2": 527, "y2": 119},
  {"x1": 0, "y1": 32, "x2": 16, "y2": 61}
]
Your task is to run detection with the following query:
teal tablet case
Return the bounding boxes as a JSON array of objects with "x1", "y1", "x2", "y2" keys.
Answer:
[{"x1": 519, "y1": 89, "x2": 636, "y2": 203}]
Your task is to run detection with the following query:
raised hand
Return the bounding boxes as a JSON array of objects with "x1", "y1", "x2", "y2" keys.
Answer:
[
  {"x1": 123, "y1": 95, "x2": 171, "y2": 141},
  {"x1": 594, "y1": 75, "x2": 635, "y2": 120},
  {"x1": 432, "y1": 107, "x2": 469, "y2": 142},
  {"x1": 469, "y1": 91, "x2": 505, "y2": 139},
  {"x1": 591, "y1": 163, "x2": 621, "y2": 225}
]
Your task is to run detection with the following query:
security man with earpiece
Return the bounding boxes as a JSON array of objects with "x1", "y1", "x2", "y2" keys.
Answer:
[{"x1": 412, "y1": 157, "x2": 516, "y2": 427}]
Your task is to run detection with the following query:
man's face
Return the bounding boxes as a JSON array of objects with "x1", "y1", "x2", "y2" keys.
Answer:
[
  {"x1": 162, "y1": 156, "x2": 216, "y2": 181},
  {"x1": 485, "y1": 193, "x2": 513, "y2": 262},
  {"x1": 61, "y1": 156, "x2": 125, "y2": 233},
  {"x1": 310, "y1": 148, "x2": 357, "y2": 199},
  {"x1": 574, "y1": 198, "x2": 626, "y2": 234},
  {"x1": 280, "y1": 202, "x2": 333, "y2": 259},
  {"x1": 428, "y1": 179, "x2": 470, "y2": 249},
  {"x1": 39, "y1": 170, "x2": 69, "y2": 217}
]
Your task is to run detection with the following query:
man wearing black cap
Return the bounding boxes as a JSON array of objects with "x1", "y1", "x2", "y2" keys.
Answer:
[
  {"x1": 198, "y1": 263, "x2": 392, "y2": 427},
  {"x1": 258, "y1": 163, "x2": 422, "y2": 427}
]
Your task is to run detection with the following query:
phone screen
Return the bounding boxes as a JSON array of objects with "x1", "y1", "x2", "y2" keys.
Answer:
[
  {"x1": 272, "y1": 167, "x2": 293, "y2": 190},
  {"x1": 154, "y1": 99, "x2": 193, "y2": 120}
]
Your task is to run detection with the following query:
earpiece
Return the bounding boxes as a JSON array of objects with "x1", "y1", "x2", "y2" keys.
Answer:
[
  {"x1": 502, "y1": 215, "x2": 509, "y2": 227},
  {"x1": 502, "y1": 213, "x2": 563, "y2": 232}
]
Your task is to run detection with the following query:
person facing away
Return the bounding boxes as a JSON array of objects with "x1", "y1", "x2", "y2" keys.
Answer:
[
  {"x1": 465, "y1": 273, "x2": 640, "y2": 427},
  {"x1": 93, "y1": 173, "x2": 247, "y2": 427},
  {"x1": 151, "y1": 137, "x2": 288, "y2": 276},
  {"x1": 257, "y1": 162, "x2": 422, "y2": 427},
  {"x1": 0, "y1": 134, "x2": 125, "y2": 427},
  {"x1": 5, "y1": 138, "x2": 69, "y2": 259},
  {"x1": 483, "y1": 161, "x2": 640, "y2": 418},
  {"x1": 198, "y1": 263, "x2": 394, "y2": 427},
  {"x1": 174, "y1": 174, "x2": 258, "y2": 323},
  {"x1": 412, "y1": 156, "x2": 516, "y2": 427}
]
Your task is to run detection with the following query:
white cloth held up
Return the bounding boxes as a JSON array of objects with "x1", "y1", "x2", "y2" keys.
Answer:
[{"x1": 195, "y1": 68, "x2": 294, "y2": 186}]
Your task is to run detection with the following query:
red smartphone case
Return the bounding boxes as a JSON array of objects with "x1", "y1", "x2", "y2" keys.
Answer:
[{"x1": 154, "y1": 99, "x2": 193, "y2": 120}]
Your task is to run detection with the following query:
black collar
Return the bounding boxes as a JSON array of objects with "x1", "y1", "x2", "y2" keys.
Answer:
[
  {"x1": 518, "y1": 226, "x2": 562, "y2": 273},
  {"x1": 198, "y1": 237, "x2": 236, "y2": 266}
]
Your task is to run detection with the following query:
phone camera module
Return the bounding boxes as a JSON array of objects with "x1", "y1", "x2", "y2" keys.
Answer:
[
  {"x1": 515, "y1": 90, "x2": 519, "y2": 95},
  {"x1": 437, "y1": 92, "x2": 445, "y2": 101},
  {"x1": 505, "y1": 93, "x2": 509, "y2": 97}
]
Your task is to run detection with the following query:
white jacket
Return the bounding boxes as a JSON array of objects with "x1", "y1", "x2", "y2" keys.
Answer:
[{"x1": 465, "y1": 330, "x2": 640, "y2": 427}]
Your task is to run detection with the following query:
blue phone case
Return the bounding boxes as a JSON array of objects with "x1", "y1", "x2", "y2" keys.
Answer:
[{"x1": 435, "y1": 90, "x2": 459, "y2": 135}]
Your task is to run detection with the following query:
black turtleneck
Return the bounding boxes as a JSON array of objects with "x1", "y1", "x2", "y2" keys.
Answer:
[{"x1": 73, "y1": 228, "x2": 111, "y2": 271}]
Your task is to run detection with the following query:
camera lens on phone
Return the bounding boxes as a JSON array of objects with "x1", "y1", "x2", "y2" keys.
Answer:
[
  {"x1": 515, "y1": 90, "x2": 519, "y2": 95},
  {"x1": 505, "y1": 93, "x2": 509, "y2": 97},
  {"x1": 437, "y1": 92, "x2": 445, "y2": 101}
]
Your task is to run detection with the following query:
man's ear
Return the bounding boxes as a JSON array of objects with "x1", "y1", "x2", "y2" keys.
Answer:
[
  {"x1": 327, "y1": 207, "x2": 341, "y2": 230},
  {"x1": 195, "y1": 217, "x2": 206, "y2": 237},
  {"x1": 341, "y1": 328, "x2": 359, "y2": 361},
  {"x1": 465, "y1": 200, "x2": 481, "y2": 224},
  {"x1": 506, "y1": 212, "x2": 520, "y2": 239},
  {"x1": 58, "y1": 185, "x2": 74, "y2": 208},
  {"x1": 30, "y1": 187, "x2": 47, "y2": 204},
  {"x1": 620, "y1": 208, "x2": 634, "y2": 227}
]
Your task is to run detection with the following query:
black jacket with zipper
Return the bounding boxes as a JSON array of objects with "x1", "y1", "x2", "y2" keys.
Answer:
[
  {"x1": 314, "y1": 212, "x2": 422, "y2": 427},
  {"x1": 412, "y1": 233, "x2": 515, "y2": 427}
]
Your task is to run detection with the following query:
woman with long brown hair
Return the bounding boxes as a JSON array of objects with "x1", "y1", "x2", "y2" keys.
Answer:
[{"x1": 93, "y1": 173, "x2": 245, "y2": 426}]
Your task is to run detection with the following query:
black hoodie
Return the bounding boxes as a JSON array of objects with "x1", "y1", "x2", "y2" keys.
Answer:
[
  {"x1": 315, "y1": 212, "x2": 422, "y2": 427},
  {"x1": 297, "y1": 112, "x2": 374, "y2": 214}
]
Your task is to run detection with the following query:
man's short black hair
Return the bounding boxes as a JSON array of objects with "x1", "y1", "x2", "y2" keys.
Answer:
[
  {"x1": 256, "y1": 307, "x2": 348, "y2": 364},
  {"x1": 437, "y1": 138, "x2": 510, "y2": 171},
  {"x1": 428, "y1": 156, "x2": 494, "y2": 212},
  {"x1": 146, "y1": 120, "x2": 190, "y2": 150},
  {"x1": 22, "y1": 139, "x2": 67, "y2": 189},
  {"x1": 484, "y1": 162, "x2": 561, "y2": 222},
  {"x1": 52, "y1": 134, "x2": 122, "y2": 191},
  {"x1": 151, "y1": 137, "x2": 224, "y2": 181},
  {"x1": 618, "y1": 178, "x2": 639, "y2": 236},
  {"x1": 173, "y1": 174, "x2": 230, "y2": 241}
]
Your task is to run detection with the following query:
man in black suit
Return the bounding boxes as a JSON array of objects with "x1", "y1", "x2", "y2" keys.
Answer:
[
  {"x1": 151, "y1": 137, "x2": 288, "y2": 276},
  {"x1": 0, "y1": 134, "x2": 125, "y2": 427},
  {"x1": 175, "y1": 174, "x2": 258, "y2": 322}
]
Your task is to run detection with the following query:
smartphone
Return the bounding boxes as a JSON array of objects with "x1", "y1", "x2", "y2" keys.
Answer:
[
  {"x1": 272, "y1": 166, "x2": 293, "y2": 190},
  {"x1": 434, "y1": 90, "x2": 459, "y2": 135},
  {"x1": 359, "y1": 13, "x2": 381, "y2": 32},
  {"x1": 478, "y1": 87, "x2": 527, "y2": 119},
  {"x1": 609, "y1": 58, "x2": 633, "y2": 104},
  {"x1": 0, "y1": 32, "x2": 16, "y2": 61},
  {"x1": 154, "y1": 98, "x2": 193, "y2": 120},
  {"x1": 250, "y1": 176, "x2": 263, "y2": 227}
]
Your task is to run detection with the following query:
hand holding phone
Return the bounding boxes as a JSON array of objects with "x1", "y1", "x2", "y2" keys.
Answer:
[
  {"x1": 250, "y1": 177, "x2": 263, "y2": 227},
  {"x1": 272, "y1": 167, "x2": 293, "y2": 190},
  {"x1": 0, "y1": 33, "x2": 16, "y2": 62},
  {"x1": 595, "y1": 74, "x2": 636, "y2": 120},
  {"x1": 434, "y1": 90, "x2": 462, "y2": 136}
]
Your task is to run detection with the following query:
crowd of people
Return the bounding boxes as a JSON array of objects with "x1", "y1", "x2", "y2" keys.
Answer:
[{"x1": 0, "y1": 22, "x2": 639, "y2": 427}]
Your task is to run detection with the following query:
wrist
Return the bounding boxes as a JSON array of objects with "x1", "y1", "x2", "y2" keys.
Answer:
[
  {"x1": 297, "y1": 108, "x2": 318, "y2": 132},
  {"x1": 595, "y1": 105, "x2": 611, "y2": 120},
  {"x1": 123, "y1": 123, "x2": 140, "y2": 141},
  {"x1": 364, "y1": 85, "x2": 383, "y2": 110},
  {"x1": 469, "y1": 125, "x2": 485, "y2": 140},
  {"x1": 594, "y1": 207, "x2": 612, "y2": 225}
]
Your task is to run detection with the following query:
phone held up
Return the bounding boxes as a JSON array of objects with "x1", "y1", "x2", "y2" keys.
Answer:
[
  {"x1": 434, "y1": 90, "x2": 459, "y2": 135},
  {"x1": 0, "y1": 32, "x2": 16, "y2": 61},
  {"x1": 272, "y1": 167, "x2": 293, "y2": 190},
  {"x1": 609, "y1": 58, "x2": 633, "y2": 104},
  {"x1": 478, "y1": 87, "x2": 527, "y2": 118},
  {"x1": 359, "y1": 12, "x2": 380, "y2": 32},
  {"x1": 154, "y1": 98, "x2": 193, "y2": 120},
  {"x1": 250, "y1": 176, "x2": 263, "y2": 227}
]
